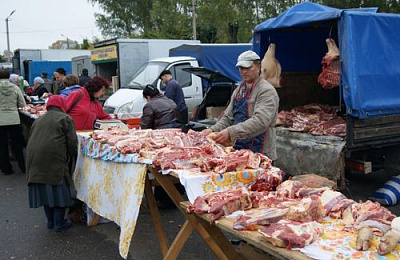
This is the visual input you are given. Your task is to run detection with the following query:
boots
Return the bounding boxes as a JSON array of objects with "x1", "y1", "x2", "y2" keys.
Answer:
[
  {"x1": 43, "y1": 206, "x2": 54, "y2": 229},
  {"x1": 53, "y1": 207, "x2": 72, "y2": 232}
]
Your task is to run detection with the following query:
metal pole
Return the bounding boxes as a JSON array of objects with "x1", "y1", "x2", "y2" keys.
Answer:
[
  {"x1": 6, "y1": 18, "x2": 10, "y2": 62},
  {"x1": 192, "y1": 0, "x2": 197, "y2": 40},
  {"x1": 5, "y1": 10, "x2": 16, "y2": 63}
]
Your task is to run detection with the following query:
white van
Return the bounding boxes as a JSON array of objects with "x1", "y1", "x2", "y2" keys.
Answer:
[{"x1": 103, "y1": 56, "x2": 204, "y2": 115}]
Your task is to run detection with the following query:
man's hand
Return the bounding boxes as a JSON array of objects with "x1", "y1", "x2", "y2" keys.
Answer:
[
  {"x1": 25, "y1": 95, "x2": 32, "y2": 103},
  {"x1": 201, "y1": 128, "x2": 213, "y2": 136},
  {"x1": 214, "y1": 129, "x2": 234, "y2": 146}
]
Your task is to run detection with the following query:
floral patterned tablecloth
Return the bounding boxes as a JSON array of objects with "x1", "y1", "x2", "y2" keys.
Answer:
[
  {"x1": 299, "y1": 218, "x2": 400, "y2": 260},
  {"x1": 74, "y1": 133, "x2": 147, "y2": 259}
]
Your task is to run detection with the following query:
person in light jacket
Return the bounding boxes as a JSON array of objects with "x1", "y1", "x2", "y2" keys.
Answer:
[
  {"x1": 0, "y1": 68, "x2": 26, "y2": 175},
  {"x1": 203, "y1": 50, "x2": 279, "y2": 160}
]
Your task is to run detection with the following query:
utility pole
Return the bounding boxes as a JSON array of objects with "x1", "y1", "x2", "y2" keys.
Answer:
[
  {"x1": 5, "y1": 10, "x2": 16, "y2": 63},
  {"x1": 60, "y1": 34, "x2": 70, "y2": 49},
  {"x1": 192, "y1": 0, "x2": 197, "y2": 40}
]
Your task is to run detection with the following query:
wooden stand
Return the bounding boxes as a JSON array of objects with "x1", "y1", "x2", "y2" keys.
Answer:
[{"x1": 144, "y1": 166, "x2": 312, "y2": 260}]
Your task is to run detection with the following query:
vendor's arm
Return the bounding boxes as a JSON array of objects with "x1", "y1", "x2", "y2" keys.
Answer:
[
  {"x1": 94, "y1": 102, "x2": 112, "y2": 120},
  {"x1": 228, "y1": 85, "x2": 278, "y2": 143},
  {"x1": 140, "y1": 104, "x2": 154, "y2": 129}
]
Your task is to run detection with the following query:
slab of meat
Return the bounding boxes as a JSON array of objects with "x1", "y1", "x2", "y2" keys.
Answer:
[
  {"x1": 285, "y1": 195, "x2": 325, "y2": 223},
  {"x1": 188, "y1": 188, "x2": 252, "y2": 222},
  {"x1": 258, "y1": 220, "x2": 323, "y2": 249},
  {"x1": 291, "y1": 174, "x2": 336, "y2": 189},
  {"x1": 261, "y1": 43, "x2": 281, "y2": 88},
  {"x1": 318, "y1": 38, "x2": 340, "y2": 89},
  {"x1": 276, "y1": 180, "x2": 306, "y2": 199},
  {"x1": 319, "y1": 189, "x2": 346, "y2": 215},
  {"x1": 248, "y1": 167, "x2": 285, "y2": 192},
  {"x1": 233, "y1": 207, "x2": 289, "y2": 231}
]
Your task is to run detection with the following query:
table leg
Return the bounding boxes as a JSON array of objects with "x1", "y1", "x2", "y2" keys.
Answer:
[
  {"x1": 148, "y1": 167, "x2": 186, "y2": 214},
  {"x1": 163, "y1": 220, "x2": 193, "y2": 260},
  {"x1": 186, "y1": 213, "x2": 243, "y2": 260},
  {"x1": 144, "y1": 174, "x2": 169, "y2": 256}
]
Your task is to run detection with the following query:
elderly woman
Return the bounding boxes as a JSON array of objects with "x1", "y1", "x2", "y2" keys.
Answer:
[
  {"x1": 26, "y1": 95, "x2": 78, "y2": 232},
  {"x1": 0, "y1": 69, "x2": 26, "y2": 175},
  {"x1": 140, "y1": 84, "x2": 178, "y2": 129},
  {"x1": 65, "y1": 75, "x2": 111, "y2": 130}
]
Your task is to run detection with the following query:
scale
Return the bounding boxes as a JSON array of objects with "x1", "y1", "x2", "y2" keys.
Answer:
[{"x1": 94, "y1": 119, "x2": 129, "y2": 130}]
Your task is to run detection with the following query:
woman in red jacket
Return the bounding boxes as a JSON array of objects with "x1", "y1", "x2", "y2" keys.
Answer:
[{"x1": 65, "y1": 76, "x2": 111, "y2": 130}]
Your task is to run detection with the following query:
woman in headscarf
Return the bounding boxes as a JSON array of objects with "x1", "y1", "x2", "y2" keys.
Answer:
[{"x1": 26, "y1": 95, "x2": 78, "y2": 232}]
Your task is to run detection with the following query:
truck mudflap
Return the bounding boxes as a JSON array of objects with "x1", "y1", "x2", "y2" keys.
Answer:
[{"x1": 274, "y1": 127, "x2": 345, "y2": 183}]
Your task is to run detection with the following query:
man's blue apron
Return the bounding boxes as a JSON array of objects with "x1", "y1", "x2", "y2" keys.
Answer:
[{"x1": 233, "y1": 82, "x2": 266, "y2": 153}]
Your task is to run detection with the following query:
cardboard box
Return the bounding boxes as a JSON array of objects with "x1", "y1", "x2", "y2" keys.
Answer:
[{"x1": 206, "y1": 107, "x2": 226, "y2": 119}]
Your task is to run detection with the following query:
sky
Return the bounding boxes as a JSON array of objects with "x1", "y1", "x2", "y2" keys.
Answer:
[{"x1": 0, "y1": 0, "x2": 103, "y2": 55}]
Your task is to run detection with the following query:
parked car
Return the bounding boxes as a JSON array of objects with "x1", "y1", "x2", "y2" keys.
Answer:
[{"x1": 184, "y1": 67, "x2": 237, "y2": 131}]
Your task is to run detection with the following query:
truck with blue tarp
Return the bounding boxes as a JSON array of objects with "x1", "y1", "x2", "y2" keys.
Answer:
[{"x1": 252, "y1": 2, "x2": 400, "y2": 187}]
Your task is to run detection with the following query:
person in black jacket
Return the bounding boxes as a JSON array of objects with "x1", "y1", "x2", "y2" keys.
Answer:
[
  {"x1": 28, "y1": 77, "x2": 49, "y2": 99},
  {"x1": 140, "y1": 84, "x2": 178, "y2": 129}
]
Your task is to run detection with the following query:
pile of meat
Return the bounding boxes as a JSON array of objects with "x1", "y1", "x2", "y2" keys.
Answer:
[
  {"x1": 21, "y1": 104, "x2": 47, "y2": 116},
  {"x1": 277, "y1": 103, "x2": 346, "y2": 136},
  {"x1": 188, "y1": 176, "x2": 396, "y2": 250},
  {"x1": 91, "y1": 128, "x2": 272, "y2": 174}
]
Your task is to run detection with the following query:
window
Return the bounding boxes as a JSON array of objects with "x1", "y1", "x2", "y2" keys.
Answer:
[{"x1": 170, "y1": 63, "x2": 192, "y2": 88}]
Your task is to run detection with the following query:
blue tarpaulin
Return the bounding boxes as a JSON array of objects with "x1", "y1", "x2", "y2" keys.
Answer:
[
  {"x1": 252, "y1": 2, "x2": 400, "y2": 119},
  {"x1": 169, "y1": 44, "x2": 251, "y2": 83}
]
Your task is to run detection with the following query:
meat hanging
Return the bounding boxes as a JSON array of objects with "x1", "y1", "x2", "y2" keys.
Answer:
[
  {"x1": 318, "y1": 38, "x2": 340, "y2": 89},
  {"x1": 261, "y1": 43, "x2": 281, "y2": 88}
]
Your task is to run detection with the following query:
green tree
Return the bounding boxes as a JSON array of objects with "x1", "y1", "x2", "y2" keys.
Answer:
[
  {"x1": 89, "y1": 0, "x2": 400, "y2": 42},
  {"x1": 88, "y1": 0, "x2": 153, "y2": 38},
  {"x1": 146, "y1": 0, "x2": 193, "y2": 39}
]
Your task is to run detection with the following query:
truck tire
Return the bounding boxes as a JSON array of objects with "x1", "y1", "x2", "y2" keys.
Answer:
[{"x1": 384, "y1": 147, "x2": 400, "y2": 178}]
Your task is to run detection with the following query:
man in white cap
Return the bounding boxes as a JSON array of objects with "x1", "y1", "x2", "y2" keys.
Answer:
[
  {"x1": 202, "y1": 50, "x2": 280, "y2": 160},
  {"x1": 28, "y1": 77, "x2": 49, "y2": 99}
]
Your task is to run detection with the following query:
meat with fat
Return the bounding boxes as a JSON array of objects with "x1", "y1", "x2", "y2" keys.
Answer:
[
  {"x1": 261, "y1": 43, "x2": 281, "y2": 88},
  {"x1": 318, "y1": 38, "x2": 340, "y2": 89}
]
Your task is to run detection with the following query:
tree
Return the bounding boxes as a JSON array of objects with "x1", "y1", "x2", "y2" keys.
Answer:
[
  {"x1": 88, "y1": 0, "x2": 153, "y2": 38},
  {"x1": 89, "y1": 0, "x2": 400, "y2": 43}
]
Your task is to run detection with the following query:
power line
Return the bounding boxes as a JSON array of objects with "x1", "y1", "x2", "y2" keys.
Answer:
[{"x1": 0, "y1": 26, "x2": 98, "y2": 34}]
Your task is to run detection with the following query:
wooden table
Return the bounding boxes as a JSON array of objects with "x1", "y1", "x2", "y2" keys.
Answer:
[{"x1": 145, "y1": 166, "x2": 312, "y2": 260}]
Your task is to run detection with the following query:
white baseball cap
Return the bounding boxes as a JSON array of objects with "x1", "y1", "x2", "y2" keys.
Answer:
[{"x1": 236, "y1": 50, "x2": 261, "y2": 68}]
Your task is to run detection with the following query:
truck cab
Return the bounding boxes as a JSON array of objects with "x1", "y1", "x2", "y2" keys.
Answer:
[{"x1": 103, "y1": 56, "x2": 203, "y2": 115}]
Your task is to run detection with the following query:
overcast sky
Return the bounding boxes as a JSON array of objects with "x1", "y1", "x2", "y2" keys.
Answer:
[{"x1": 0, "y1": 0, "x2": 103, "y2": 54}]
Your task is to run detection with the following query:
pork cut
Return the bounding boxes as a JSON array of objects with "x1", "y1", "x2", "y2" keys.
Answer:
[
  {"x1": 318, "y1": 38, "x2": 340, "y2": 89},
  {"x1": 261, "y1": 43, "x2": 281, "y2": 88}
]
